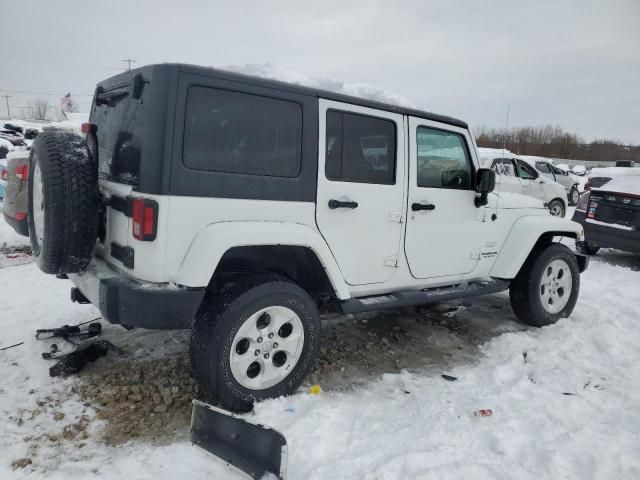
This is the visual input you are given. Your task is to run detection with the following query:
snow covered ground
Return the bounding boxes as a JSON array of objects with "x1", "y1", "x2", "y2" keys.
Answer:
[{"x1": 1, "y1": 224, "x2": 640, "y2": 478}]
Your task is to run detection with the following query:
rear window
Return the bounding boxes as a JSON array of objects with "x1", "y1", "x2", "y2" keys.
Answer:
[
  {"x1": 93, "y1": 87, "x2": 144, "y2": 186},
  {"x1": 183, "y1": 87, "x2": 302, "y2": 177}
]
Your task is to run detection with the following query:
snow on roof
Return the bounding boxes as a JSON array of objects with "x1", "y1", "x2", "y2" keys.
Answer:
[
  {"x1": 224, "y1": 63, "x2": 415, "y2": 108},
  {"x1": 593, "y1": 174, "x2": 640, "y2": 196},
  {"x1": 590, "y1": 166, "x2": 640, "y2": 179}
]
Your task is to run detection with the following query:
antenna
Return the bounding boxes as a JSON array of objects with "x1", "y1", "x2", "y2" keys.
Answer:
[{"x1": 493, "y1": 104, "x2": 510, "y2": 220}]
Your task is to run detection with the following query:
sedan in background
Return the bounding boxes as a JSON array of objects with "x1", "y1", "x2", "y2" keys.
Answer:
[
  {"x1": 574, "y1": 173, "x2": 640, "y2": 255},
  {"x1": 1, "y1": 150, "x2": 30, "y2": 237}
]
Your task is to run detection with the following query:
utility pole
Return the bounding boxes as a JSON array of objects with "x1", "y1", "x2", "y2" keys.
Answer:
[
  {"x1": 2, "y1": 94, "x2": 11, "y2": 118},
  {"x1": 121, "y1": 58, "x2": 136, "y2": 71}
]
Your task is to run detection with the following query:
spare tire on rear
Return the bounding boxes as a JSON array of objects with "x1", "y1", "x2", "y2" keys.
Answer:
[{"x1": 28, "y1": 131, "x2": 99, "y2": 274}]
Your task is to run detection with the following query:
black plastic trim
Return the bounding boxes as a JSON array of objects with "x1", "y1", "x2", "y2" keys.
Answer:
[
  {"x1": 108, "y1": 195, "x2": 131, "y2": 217},
  {"x1": 573, "y1": 211, "x2": 640, "y2": 254},
  {"x1": 110, "y1": 242, "x2": 135, "y2": 269},
  {"x1": 99, "y1": 277, "x2": 205, "y2": 330},
  {"x1": 340, "y1": 280, "x2": 510, "y2": 314}
]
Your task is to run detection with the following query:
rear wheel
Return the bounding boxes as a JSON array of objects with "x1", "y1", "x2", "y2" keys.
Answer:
[
  {"x1": 569, "y1": 186, "x2": 580, "y2": 206},
  {"x1": 548, "y1": 199, "x2": 565, "y2": 217},
  {"x1": 509, "y1": 243, "x2": 580, "y2": 327},
  {"x1": 190, "y1": 274, "x2": 321, "y2": 412}
]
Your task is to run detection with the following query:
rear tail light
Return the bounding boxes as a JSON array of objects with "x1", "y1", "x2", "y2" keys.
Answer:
[
  {"x1": 15, "y1": 165, "x2": 28, "y2": 180},
  {"x1": 0, "y1": 167, "x2": 7, "y2": 181},
  {"x1": 81, "y1": 122, "x2": 97, "y2": 134},
  {"x1": 15, "y1": 212, "x2": 27, "y2": 221},
  {"x1": 575, "y1": 191, "x2": 590, "y2": 212},
  {"x1": 131, "y1": 198, "x2": 158, "y2": 241}
]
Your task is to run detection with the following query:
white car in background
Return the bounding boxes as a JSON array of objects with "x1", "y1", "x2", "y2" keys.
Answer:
[
  {"x1": 572, "y1": 164, "x2": 587, "y2": 176},
  {"x1": 478, "y1": 149, "x2": 568, "y2": 217},
  {"x1": 522, "y1": 157, "x2": 581, "y2": 206}
]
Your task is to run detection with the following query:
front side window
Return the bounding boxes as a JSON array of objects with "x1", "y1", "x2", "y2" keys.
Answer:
[
  {"x1": 417, "y1": 127, "x2": 472, "y2": 188},
  {"x1": 183, "y1": 86, "x2": 302, "y2": 177},
  {"x1": 516, "y1": 160, "x2": 538, "y2": 180},
  {"x1": 491, "y1": 158, "x2": 516, "y2": 176},
  {"x1": 536, "y1": 161, "x2": 551, "y2": 174},
  {"x1": 325, "y1": 110, "x2": 396, "y2": 185}
]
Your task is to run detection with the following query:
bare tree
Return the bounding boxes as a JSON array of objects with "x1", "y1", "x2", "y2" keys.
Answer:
[{"x1": 27, "y1": 97, "x2": 50, "y2": 121}]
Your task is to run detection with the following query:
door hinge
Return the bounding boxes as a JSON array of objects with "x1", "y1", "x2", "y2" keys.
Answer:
[
  {"x1": 389, "y1": 212, "x2": 404, "y2": 223},
  {"x1": 384, "y1": 255, "x2": 398, "y2": 268}
]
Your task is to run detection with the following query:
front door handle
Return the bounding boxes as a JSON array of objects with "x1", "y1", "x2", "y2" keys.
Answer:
[
  {"x1": 328, "y1": 199, "x2": 358, "y2": 209},
  {"x1": 411, "y1": 202, "x2": 435, "y2": 211}
]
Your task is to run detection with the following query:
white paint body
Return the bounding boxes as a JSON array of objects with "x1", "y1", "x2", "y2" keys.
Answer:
[{"x1": 93, "y1": 101, "x2": 584, "y2": 301}]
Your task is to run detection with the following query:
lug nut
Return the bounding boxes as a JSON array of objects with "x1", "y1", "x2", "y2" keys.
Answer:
[
  {"x1": 268, "y1": 333, "x2": 274, "y2": 339},
  {"x1": 257, "y1": 337, "x2": 263, "y2": 343},
  {"x1": 254, "y1": 349, "x2": 261, "y2": 356},
  {"x1": 264, "y1": 353, "x2": 270, "y2": 359},
  {"x1": 273, "y1": 342, "x2": 278, "y2": 348}
]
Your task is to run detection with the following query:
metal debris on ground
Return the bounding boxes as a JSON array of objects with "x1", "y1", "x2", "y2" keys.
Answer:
[
  {"x1": 49, "y1": 340, "x2": 124, "y2": 377},
  {"x1": 0, "y1": 341, "x2": 24, "y2": 351},
  {"x1": 474, "y1": 409, "x2": 493, "y2": 417},
  {"x1": 441, "y1": 374, "x2": 458, "y2": 382},
  {"x1": 35, "y1": 318, "x2": 102, "y2": 345},
  {"x1": 190, "y1": 400, "x2": 288, "y2": 480}
]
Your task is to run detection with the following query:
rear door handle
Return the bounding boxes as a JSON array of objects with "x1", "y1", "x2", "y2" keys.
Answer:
[
  {"x1": 328, "y1": 199, "x2": 358, "y2": 209},
  {"x1": 411, "y1": 202, "x2": 435, "y2": 211}
]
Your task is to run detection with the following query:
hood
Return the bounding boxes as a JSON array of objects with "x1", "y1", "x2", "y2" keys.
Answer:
[{"x1": 489, "y1": 191, "x2": 547, "y2": 210}]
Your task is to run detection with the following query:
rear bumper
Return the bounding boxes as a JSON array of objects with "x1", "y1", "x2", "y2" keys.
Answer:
[
  {"x1": 69, "y1": 258, "x2": 205, "y2": 330},
  {"x1": 2, "y1": 212, "x2": 28, "y2": 236},
  {"x1": 573, "y1": 210, "x2": 640, "y2": 254}
]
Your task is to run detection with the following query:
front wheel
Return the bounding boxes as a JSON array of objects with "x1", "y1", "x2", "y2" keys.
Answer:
[
  {"x1": 548, "y1": 199, "x2": 566, "y2": 217},
  {"x1": 509, "y1": 243, "x2": 580, "y2": 327},
  {"x1": 190, "y1": 274, "x2": 321, "y2": 411}
]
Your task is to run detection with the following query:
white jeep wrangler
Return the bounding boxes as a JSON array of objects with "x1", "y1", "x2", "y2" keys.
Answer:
[{"x1": 27, "y1": 64, "x2": 588, "y2": 411}]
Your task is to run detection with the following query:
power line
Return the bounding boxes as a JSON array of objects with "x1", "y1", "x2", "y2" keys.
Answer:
[
  {"x1": 1, "y1": 54, "x2": 122, "y2": 71},
  {"x1": 0, "y1": 89, "x2": 94, "y2": 97}
]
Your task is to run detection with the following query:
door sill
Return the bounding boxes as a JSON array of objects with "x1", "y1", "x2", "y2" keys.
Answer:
[{"x1": 340, "y1": 279, "x2": 510, "y2": 314}]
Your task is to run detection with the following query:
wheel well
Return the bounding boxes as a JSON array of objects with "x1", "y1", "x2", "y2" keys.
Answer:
[
  {"x1": 509, "y1": 231, "x2": 578, "y2": 280},
  {"x1": 206, "y1": 245, "x2": 337, "y2": 307}
]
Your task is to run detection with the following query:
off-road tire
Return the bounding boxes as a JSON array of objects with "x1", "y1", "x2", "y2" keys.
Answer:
[
  {"x1": 509, "y1": 243, "x2": 580, "y2": 327},
  {"x1": 190, "y1": 274, "x2": 321, "y2": 412},
  {"x1": 28, "y1": 131, "x2": 99, "y2": 274},
  {"x1": 569, "y1": 186, "x2": 580, "y2": 206},
  {"x1": 548, "y1": 198, "x2": 566, "y2": 217}
]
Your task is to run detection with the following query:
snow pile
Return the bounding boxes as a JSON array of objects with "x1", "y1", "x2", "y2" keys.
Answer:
[
  {"x1": 590, "y1": 167, "x2": 640, "y2": 179},
  {"x1": 3, "y1": 115, "x2": 88, "y2": 137},
  {"x1": 224, "y1": 63, "x2": 415, "y2": 108},
  {"x1": 592, "y1": 174, "x2": 640, "y2": 196},
  {"x1": 0, "y1": 212, "x2": 30, "y2": 250}
]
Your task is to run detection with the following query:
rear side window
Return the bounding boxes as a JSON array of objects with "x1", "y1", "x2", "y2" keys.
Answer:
[
  {"x1": 416, "y1": 127, "x2": 472, "y2": 189},
  {"x1": 183, "y1": 87, "x2": 302, "y2": 177},
  {"x1": 325, "y1": 110, "x2": 396, "y2": 185},
  {"x1": 491, "y1": 158, "x2": 516, "y2": 176}
]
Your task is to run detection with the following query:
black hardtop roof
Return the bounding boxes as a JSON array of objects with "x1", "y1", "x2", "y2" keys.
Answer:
[{"x1": 101, "y1": 63, "x2": 468, "y2": 129}]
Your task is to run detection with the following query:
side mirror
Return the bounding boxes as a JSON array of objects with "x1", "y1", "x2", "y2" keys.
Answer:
[{"x1": 475, "y1": 168, "x2": 495, "y2": 207}]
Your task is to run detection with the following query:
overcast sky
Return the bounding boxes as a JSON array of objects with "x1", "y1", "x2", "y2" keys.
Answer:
[{"x1": 1, "y1": 0, "x2": 639, "y2": 143}]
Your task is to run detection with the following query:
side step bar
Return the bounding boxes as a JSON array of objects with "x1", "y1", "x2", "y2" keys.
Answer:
[{"x1": 340, "y1": 279, "x2": 510, "y2": 315}]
